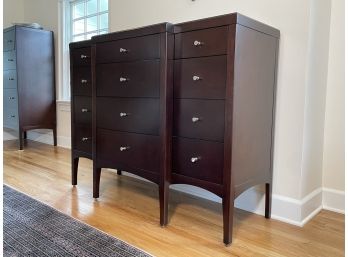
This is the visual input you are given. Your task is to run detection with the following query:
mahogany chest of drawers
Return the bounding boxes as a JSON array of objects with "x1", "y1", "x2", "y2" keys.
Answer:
[
  {"x1": 3, "y1": 26, "x2": 56, "y2": 149},
  {"x1": 69, "y1": 40, "x2": 93, "y2": 185},
  {"x1": 92, "y1": 23, "x2": 174, "y2": 226}
]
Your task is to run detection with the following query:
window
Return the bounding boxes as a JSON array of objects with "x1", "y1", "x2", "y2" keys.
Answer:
[{"x1": 71, "y1": 0, "x2": 109, "y2": 42}]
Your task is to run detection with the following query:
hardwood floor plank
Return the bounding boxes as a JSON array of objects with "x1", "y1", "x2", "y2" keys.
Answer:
[{"x1": 3, "y1": 140, "x2": 345, "y2": 257}]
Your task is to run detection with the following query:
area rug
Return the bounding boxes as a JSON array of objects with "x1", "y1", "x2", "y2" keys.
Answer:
[{"x1": 3, "y1": 185, "x2": 152, "y2": 257}]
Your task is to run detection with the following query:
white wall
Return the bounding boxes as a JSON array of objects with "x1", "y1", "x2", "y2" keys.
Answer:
[{"x1": 3, "y1": 0, "x2": 344, "y2": 224}]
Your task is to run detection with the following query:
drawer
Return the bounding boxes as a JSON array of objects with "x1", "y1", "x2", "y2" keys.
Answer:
[
  {"x1": 96, "y1": 34, "x2": 160, "y2": 63},
  {"x1": 72, "y1": 66, "x2": 92, "y2": 96},
  {"x1": 172, "y1": 137, "x2": 224, "y2": 184},
  {"x1": 174, "y1": 56, "x2": 226, "y2": 99},
  {"x1": 71, "y1": 47, "x2": 91, "y2": 66},
  {"x1": 4, "y1": 51, "x2": 16, "y2": 70},
  {"x1": 73, "y1": 96, "x2": 92, "y2": 125},
  {"x1": 96, "y1": 60, "x2": 160, "y2": 97},
  {"x1": 174, "y1": 99, "x2": 225, "y2": 142},
  {"x1": 97, "y1": 129, "x2": 160, "y2": 172},
  {"x1": 97, "y1": 98, "x2": 160, "y2": 135},
  {"x1": 4, "y1": 108, "x2": 18, "y2": 129},
  {"x1": 3, "y1": 70, "x2": 17, "y2": 89},
  {"x1": 175, "y1": 26, "x2": 228, "y2": 59},
  {"x1": 4, "y1": 89, "x2": 18, "y2": 110},
  {"x1": 4, "y1": 29, "x2": 15, "y2": 52},
  {"x1": 74, "y1": 125, "x2": 92, "y2": 154}
]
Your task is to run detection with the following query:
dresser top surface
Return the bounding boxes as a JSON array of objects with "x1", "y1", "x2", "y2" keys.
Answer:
[
  {"x1": 174, "y1": 12, "x2": 280, "y2": 38},
  {"x1": 92, "y1": 22, "x2": 174, "y2": 43}
]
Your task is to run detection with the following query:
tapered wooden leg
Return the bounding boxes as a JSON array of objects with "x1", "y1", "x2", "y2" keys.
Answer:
[
  {"x1": 117, "y1": 170, "x2": 122, "y2": 175},
  {"x1": 265, "y1": 182, "x2": 272, "y2": 219},
  {"x1": 23, "y1": 131, "x2": 27, "y2": 139},
  {"x1": 19, "y1": 129, "x2": 24, "y2": 150},
  {"x1": 53, "y1": 127, "x2": 57, "y2": 146},
  {"x1": 159, "y1": 182, "x2": 169, "y2": 227},
  {"x1": 72, "y1": 157, "x2": 79, "y2": 185},
  {"x1": 222, "y1": 196, "x2": 234, "y2": 245},
  {"x1": 93, "y1": 167, "x2": 102, "y2": 198}
]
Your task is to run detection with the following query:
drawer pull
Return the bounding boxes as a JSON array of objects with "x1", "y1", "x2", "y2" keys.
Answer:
[
  {"x1": 81, "y1": 79, "x2": 88, "y2": 84},
  {"x1": 119, "y1": 77, "x2": 129, "y2": 82},
  {"x1": 192, "y1": 117, "x2": 200, "y2": 123},
  {"x1": 10, "y1": 115, "x2": 15, "y2": 118},
  {"x1": 7, "y1": 59, "x2": 14, "y2": 62},
  {"x1": 8, "y1": 97, "x2": 15, "y2": 100},
  {"x1": 193, "y1": 40, "x2": 204, "y2": 47},
  {"x1": 119, "y1": 48, "x2": 128, "y2": 53},
  {"x1": 81, "y1": 137, "x2": 90, "y2": 142},
  {"x1": 120, "y1": 146, "x2": 130, "y2": 151},
  {"x1": 81, "y1": 108, "x2": 90, "y2": 113},
  {"x1": 8, "y1": 77, "x2": 15, "y2": 81},
  {"x1": 7, "y1": 40, "x2": 13, "y2": 43},
  {"x1": 80, "y1": 54, "x2": 89, "y2": 59},
  {"x1": 191, "y1": 156, "x2": 201, "y2": 163},
  {"x1": 119, "y1": 112, "x2": 129, "y2": 117},
  {"x1": 192, "y1": 75, "x2": 201, "y2": 81}
]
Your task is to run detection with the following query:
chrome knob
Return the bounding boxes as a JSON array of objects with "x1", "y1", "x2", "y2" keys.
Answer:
[
  {"x1": 81, "y1": 137, "x2": 89, "y2": 142},
  {"x1": 192, "y1": 75, "x2": 201, "y2": 81},
  {"x1": 80, "y1": 54, "x2": 89, "y2": 59},
  {"x1": 8, "y1": 77, "x2": 14, "y2": 81},
  {"x1": 193, "y1": 40, "x2": 204, "y2": 46},
  {"x1": 10, "y1": 115, "x2": 15, "y2": 118},
  {"x1": 119, "y1": 48, "x2": 128, "y2": 53},
  {"x1": 81, "y1": 79, "x2": 88, "y2": 84},
  {"x1": 8, "y1": 97, "x2": 15, "y2": 100},
  {"x1": 7, "y1": 59, "x2": 14, "y2": 62},
  {"x1": 119, "y1": 77, "x2": 128, "y2": 82},
  {"x1": 119, "y1": 112, "x2": 129, "y2": 117},
  {"x1": 192, "y1": 117, "x2": 200, "y2": 123},
  {"x1": 7, "y1": 40, "x2": 13, "y2": 43},
  {"x1": 120, "y1": 146, "x2": 130, "y2": 151},
  {"x1": 81, "y1": 108, "x2": 89, "y2": 113},
  {"x1": 191, "y1": 156, "x2": 201, "y2": 163}
]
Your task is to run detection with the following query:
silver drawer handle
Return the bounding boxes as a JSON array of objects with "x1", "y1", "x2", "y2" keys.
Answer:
[
  {"x1": 120, "y1": 146, "x2": 130, "y2": 151},
  {"x1": 8, "y1": 77, "x2": 15, "y2": 81},
  {"x1": 192, "y1": 117, "x2": 200, "y2": 123},
  {"x1": 10, "y1": 115, "x2": 15, "y2": 118},
  {"x1": 80, "y1": 54, "x2": 89, "y2": 59},
  {"x1": 119, "y1": 48, "x2": 128, "y2": 53},
  {"x1": 81, "y1": 108, "x2": 90, "y2": 113},
  {"x1": 193, "y1": 40, "x2": 204, "y2": 46},
  {"x1": 81, "y1": 79, "x2": 88, "y2": 84},
  {"x1": 7, "y1": 59, "x2": 14, "y2": 62},
  {"x1": 81, "y1": 137, "x2": 90, "y2": 142},
  {"x1": 8, "y1": 97, "x2": 15, "y2": 100},
  {"x1": 192, "y1": 75, "x2": 201, "y2": 81},
  {"x1": 119, "y1": 77, "x2": 129, "y2": 82},
  {"x1": 119, "y1": 112, "x2": 129, "y2": 117},
  {"x1": 7, "y1": 40, "x2": 13, "y2": 43},
  {"x1": 191, "y1": 156, "x2": 201, "y2": 163}
]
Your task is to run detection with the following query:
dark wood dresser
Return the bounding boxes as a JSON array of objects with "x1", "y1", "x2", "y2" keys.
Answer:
[
  {"x1": 69, "y1": 40, "x2": 93, "y2": 185},
  {"x1": 92, "y1": 23, "x2": 174, "y2": 226},
  {"x1": 3, "y1": 26, "x2": 56, "y2": 149},
  {"x1": 172, "y1": 13, "x2": 279, "y2": 244}
]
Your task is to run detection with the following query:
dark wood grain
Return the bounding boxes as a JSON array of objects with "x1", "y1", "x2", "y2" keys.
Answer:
[
  {"x1": 71, "y1": 47, "x2": 91, "y2": 66},
  {"x1": 72, "y1": 66, "x2": 92, "y2": 96},
  {"x1": 73, "y1": 96, "x2": 92, "y2": 125},
  {"x1": 74, "y1": 125, "x2": 92, "y2": 153}
]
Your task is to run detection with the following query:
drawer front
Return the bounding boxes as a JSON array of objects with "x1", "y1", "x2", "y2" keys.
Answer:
[
  {"x1": 97, "y1": 60, "x2": 160, "y2": 97},
  {"x1": 96, "y1": 34, "x2": 160, "y2": 63},
  {"x1": 72, "y1": 66, "x2": 92, "y2": 96},
  {"x1": 73, "y1": 96, "x2": 92, "y2": 125},
  {"x1": 175, "y1": 26, "x2": 228, "y2": 59},
  {"x1": 97, "y1": 98, "x2": 160, "y2": 135},
  {"x1": 74, "y1": 125, "x2": 92, "y2": 154},
  {"x1": 97, "y1": 129, "x2": 160, "y2": 172},
  {"x1": 3, "y1": 70, "x2": 17, "y2": 89},
  {"x1": 172, "y1": 137, "x2": 223, "y2": 184},
  {"x1": 4, "y1": 29, "x2": 15, "y2": 52},
  {"x1": 174, "y1": 56, "x2": 226, "y2": 99},
  {"x1": 174, "y1": 99, "x2": 225, "y2": 142},
  {"x1": 4, "y1": 51, "x2": 16, "y2": 70},
  {"x1": 4, "y1": 108, "x2": 18, "y2": 129},
  {"x1": 71, "y1": 47, "x2": 91, "y2": 66},
  {"x1": 4, "y1": 89, "x2": 18, "y2": 110}
]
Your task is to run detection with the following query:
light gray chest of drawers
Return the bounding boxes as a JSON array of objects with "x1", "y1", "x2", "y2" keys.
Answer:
[{"x1": 3, "y1": 25, "x2": 57, "y2": 149}]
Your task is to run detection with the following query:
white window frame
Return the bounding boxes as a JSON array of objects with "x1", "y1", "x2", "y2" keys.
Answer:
[{"x1": 57, "y1": 0, "x2": 109, "y2": 101}]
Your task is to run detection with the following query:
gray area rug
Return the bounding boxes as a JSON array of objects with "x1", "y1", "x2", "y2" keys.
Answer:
[{"x1": 3, "y1": 185, "x2": 152, "y2": 257}]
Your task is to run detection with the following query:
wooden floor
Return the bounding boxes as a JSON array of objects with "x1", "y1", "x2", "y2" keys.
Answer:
[{"x1": 3, "y1": 140, "x2": 345, "y2": 257}]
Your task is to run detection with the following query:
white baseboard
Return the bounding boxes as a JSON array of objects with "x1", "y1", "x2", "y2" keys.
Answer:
[{"x1": 322, "y1": 188, "x2": 345, "y2": 214}]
